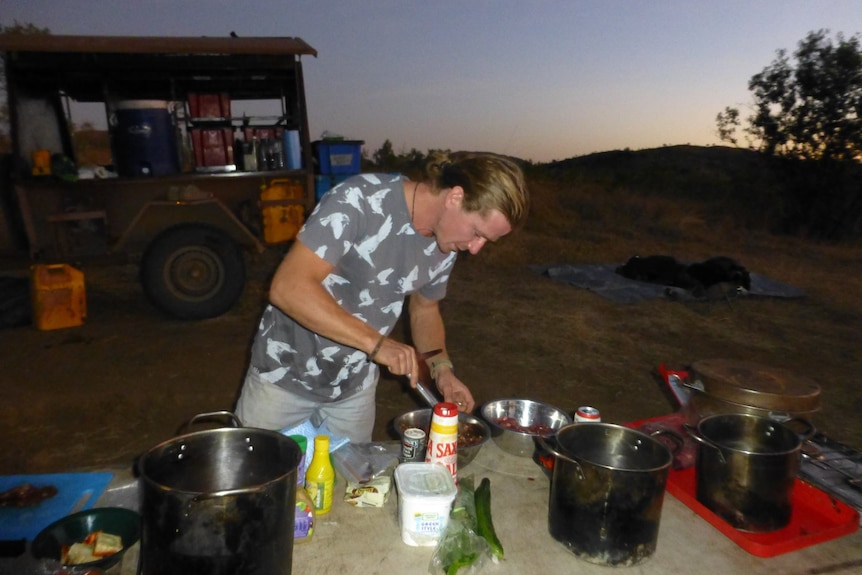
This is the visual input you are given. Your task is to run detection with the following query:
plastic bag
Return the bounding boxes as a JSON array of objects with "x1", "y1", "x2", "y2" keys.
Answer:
[
  {"x1": 332, "y1": 442, "x2": 400, "y2": 484},
  {"x1": 429, "y1": 476, "x2": 492, "y2": 575}
]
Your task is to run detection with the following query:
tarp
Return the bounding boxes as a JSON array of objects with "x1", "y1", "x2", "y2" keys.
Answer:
[{"x1": 532, "y1": 263, "x2": 805, "y2": 304}]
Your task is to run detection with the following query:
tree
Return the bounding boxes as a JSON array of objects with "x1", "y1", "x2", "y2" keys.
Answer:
[
  {"x1": 372, "y1": 139, "x2": 396, "y2": 170},
  {"x1": 716, "y1": 30, "x2": 862, "y2": 239}
]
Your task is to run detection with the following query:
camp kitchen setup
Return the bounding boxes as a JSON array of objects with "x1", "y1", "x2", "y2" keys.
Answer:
[
  {"x1": 2, "y1": 35, "x2": 861, "y2": 575},
  {"x1": 0, "y1": 34, "x2": 362, "y2": 322},
  {"x1": 1, "y1": 357, "x2": 861, "y2": 575}
]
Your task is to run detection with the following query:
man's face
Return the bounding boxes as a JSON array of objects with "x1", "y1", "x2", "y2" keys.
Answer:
[{"x1": 434, "y1": 188, "x2": 512, "y2": 254}]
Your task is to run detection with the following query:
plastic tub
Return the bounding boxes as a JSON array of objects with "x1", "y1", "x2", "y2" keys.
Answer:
[{"x1": 394, "y1": 463, "x2": 456, "y2": 546}]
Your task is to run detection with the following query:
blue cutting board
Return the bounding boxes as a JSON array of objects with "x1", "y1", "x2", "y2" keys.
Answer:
[{"x1": 0, "y1": 472, "x2": 113, "y2": 541}]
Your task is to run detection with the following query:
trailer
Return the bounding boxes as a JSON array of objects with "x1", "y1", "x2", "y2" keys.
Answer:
[{"x1": 0, "y1": 34, "x2": 319, "y2": 319}]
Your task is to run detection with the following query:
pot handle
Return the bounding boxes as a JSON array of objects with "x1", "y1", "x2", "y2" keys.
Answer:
[
  {"x1": 683, "y1": 423, "x2": 728, "y2": 464},
  {"x1": 535, "y1": 435, "x2": 585, "y2": 480},
  {"x1": 180, "y1": 411, "x2": 243, "y2": 434},
  {"x1": 649, "y1": 429, "x2": 685, "y2": 455},
  {"x1": 782, "y1": 417, "x2": 817, "y2": 442}
]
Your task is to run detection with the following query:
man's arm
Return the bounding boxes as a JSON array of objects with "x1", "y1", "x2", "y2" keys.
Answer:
[
  {"x1": 409, "y1": 291, "x2": 476, "y2": 412},
  {"x1": 268, "y1": 240, "x2": 418, "y2": 375}
]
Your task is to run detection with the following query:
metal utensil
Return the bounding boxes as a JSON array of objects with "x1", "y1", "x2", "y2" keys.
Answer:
[
  {"x1": 802, "y1": 444, "x2": 862, "y2": 491},
  {"x1": 412, "y1": 348, "x2": 443, "y2": 407},
  {"x1": 418, "y1": 348, "x2": 443, "y2": 360},
  {"x1": 415, "y1": 381, "x2": 441, "y2": 407}
]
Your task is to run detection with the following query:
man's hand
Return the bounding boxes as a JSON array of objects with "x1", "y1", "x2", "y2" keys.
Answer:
[{"x1": 434, "y1": 368, "x2": 475, "y2": 412}]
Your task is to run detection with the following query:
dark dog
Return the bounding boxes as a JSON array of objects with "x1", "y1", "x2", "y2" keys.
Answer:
[
  {"x1": 616, "y1": 255, "x2": 751, "y2": 296},
  {"x1": 615, "y1": 255, "x2": 701, "y2": 291},
  {"x1": 686, "y1": 256, "x2": 751, "y2": 291}
]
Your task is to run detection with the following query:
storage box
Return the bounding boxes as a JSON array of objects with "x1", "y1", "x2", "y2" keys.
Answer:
[
  {"x1": 30, "y1": 264, "x2": 87, "y2": 330},
  {"x1": 243, "y1": 126, "x2": 283, "y2": 142},
  {"x1": 187, "y1": 93, "x2": 231, "y2": 119},
  {"x1": 312, "y1": 140, "x2": 363, "y2": 175},
  {"x1": 394, "y1": 463, "x2": 457, "y2": 547},
  {"x1": 314, "y1": 174, "x2": 352, "y2": 202},
  {"x1": 190, "y1": 128, "x2": 235, "y2": 170}
]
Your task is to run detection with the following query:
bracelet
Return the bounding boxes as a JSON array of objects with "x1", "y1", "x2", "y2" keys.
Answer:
[
  {"x1": 430, "y1": 359, "x2": 454, "y2": 380},
  {"x1": 368, "y1": 334, "x2": 385, "y2": 362}
]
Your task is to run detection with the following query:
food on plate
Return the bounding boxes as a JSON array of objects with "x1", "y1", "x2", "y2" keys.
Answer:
[
  {"x1": 0, "y1": 483, "x2": 58, "y2": 507},
  {"x1": 61, "y1": 531, "x2": 123, "y2": 565},
  {"x1": 63, "y1": 542, "x2": 98, "y2": 565},
  {"x1": 494, "y1": 416, "x2": 555, "y2": 436}
]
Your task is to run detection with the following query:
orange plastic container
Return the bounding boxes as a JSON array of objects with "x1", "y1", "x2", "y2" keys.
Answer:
[
  {"x1": 31, "y1": 150, "x2": 52, "y2": 176},
  {"x1": 260, "y1": 179, "x2": 305, "y2": 244},
  {"x1": 30, "y1": 264, "x2": 87, "y2": 330}
]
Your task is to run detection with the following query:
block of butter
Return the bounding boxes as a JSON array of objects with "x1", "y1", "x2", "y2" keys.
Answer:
[{"x1": 343, "y1": 475, "x2": 392, "y2": 508}]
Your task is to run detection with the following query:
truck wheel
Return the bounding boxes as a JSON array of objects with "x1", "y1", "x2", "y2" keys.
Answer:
[{"x1": 141, "y1": 225, "x2": 245, "y2": 320}]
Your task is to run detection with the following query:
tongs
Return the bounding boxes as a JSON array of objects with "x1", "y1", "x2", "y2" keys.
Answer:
[
  {"x1": 414, "y1": 348, "x2": 443, "y2": 407},
  {"x1": 801, "y1": 442, "x2": 862, "y2": 491}
]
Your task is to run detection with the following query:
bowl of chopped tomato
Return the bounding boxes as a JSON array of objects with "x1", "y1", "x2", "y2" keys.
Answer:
[
  {"x1": 481, "y1": 399, "x2": 573, "y2": 457},
  {"x1": 31, "y1": 507, "x2": 140, "y2": 571}
]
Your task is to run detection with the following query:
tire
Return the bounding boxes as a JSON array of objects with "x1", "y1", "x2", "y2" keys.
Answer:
[{"x1": 140, "y1": 224, "x2": 246, "y2": 320}]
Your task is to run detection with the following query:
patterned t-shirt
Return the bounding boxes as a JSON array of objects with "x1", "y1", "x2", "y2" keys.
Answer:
[{"x1": 249, "y1": 173, "x2": 457, "y2": 402}]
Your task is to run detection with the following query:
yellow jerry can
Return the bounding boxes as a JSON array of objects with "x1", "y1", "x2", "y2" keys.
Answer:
[
  {"x1": 30, "y1": 264, "x2": 87, "y2": 330},
  {"x1": 260, "y1": 178, "x2": 305, "y2": 244}
]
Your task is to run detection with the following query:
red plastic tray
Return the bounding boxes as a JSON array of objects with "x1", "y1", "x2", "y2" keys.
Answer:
[
  {"x1": 667, "y1": 466, "x2": 858, "y2": 557},
  {"x1": 625, "y1": 413, "x2": 859, "y2": 557}
]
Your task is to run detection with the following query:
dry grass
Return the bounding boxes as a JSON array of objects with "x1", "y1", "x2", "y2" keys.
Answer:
[
  {"x1": 421, "y1": 172, "x2": 862, "y2": 451},
  {"x1": 1, "y1": 147, "x2": 861, "y2": 475}
]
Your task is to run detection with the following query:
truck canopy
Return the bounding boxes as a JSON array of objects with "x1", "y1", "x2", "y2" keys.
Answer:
[{"x1": 0, "y1": 34, "x2": 317, "y2": 102}]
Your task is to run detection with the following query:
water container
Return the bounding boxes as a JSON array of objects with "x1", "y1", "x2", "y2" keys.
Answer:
[
  {"x1": 112, "y1": 101, "x2": 180, "y2": 177},
  {"x1": 260, "y1": 179, "x2": 305, "y2": 244},
  {"x1": 30, "y1": 264, "x2": 87, "y2": 330},
  {"x1": 284, "y1": 130, "x2": 302, "y2": 170}
]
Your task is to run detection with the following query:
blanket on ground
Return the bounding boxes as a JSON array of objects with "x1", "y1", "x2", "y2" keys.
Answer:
[{"x1": 532, "y1": 263, "x2": 805, "y2": 304}]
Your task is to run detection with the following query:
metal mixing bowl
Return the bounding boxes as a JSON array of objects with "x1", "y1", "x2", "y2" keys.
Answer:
[
  {"x1": 481, "y1": 398, "x2": 573, "y2": 457},
  {"x1": 393, "y1": 408, "x2": 491, "y2": 467}
]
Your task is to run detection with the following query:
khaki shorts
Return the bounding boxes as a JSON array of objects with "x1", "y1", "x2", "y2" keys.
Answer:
[{"x1": 235, "y1": 367, "x2": 377, "y2": 443}]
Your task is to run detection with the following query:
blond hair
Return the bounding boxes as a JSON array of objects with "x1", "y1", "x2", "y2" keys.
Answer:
[{"x1": 423, "y1": 151, "x2": 529, "y2": 229}]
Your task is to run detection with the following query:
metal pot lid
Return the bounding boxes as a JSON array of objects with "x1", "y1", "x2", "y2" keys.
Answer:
[{"x1": 689, "y1": 359, "x2": 821, "y2": 413}]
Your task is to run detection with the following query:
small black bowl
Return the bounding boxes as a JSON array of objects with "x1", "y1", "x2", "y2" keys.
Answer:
[{"x1": 31, "y1": 507, "x2": 141, "y2": 571}]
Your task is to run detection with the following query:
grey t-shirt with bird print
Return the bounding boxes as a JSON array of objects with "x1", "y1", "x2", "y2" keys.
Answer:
[{"x1": 249, "y1": 173, "x2": 457, "y2": 402}]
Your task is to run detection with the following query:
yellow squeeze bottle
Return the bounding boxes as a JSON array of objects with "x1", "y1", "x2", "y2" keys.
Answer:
[{"x1": 305, "y1": 435, "x2": 335, "y2": 515}]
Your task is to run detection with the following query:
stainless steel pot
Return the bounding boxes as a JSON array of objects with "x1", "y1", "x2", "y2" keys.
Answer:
[
  {"x1": 690, "y1": 413, "x2": 812, "y2": 532},
  {"x1": 684, "y1": 359, "x2": 821, "y2": 425},
  {"x1": 537, "y1": 423, "x2": 674, "y2": 567},
  {"x1": 138, "y1": 412, "x2": 302, "y2": 575},
  {"x1": 683, "y1": 386, "x2": 819, "y2": 424}
]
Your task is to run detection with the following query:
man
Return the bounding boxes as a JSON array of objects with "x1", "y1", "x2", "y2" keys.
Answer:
[{"x1": 236, "y1": 151, "x2": 529, "y2": 442}]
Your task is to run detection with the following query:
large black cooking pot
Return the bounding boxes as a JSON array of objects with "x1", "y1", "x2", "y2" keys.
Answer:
[
  {"x1": 138, "y1": 412, "x2": 302, "y2": 575},
  {"x1": 538, "y1": 423, "x2": 674, "y2": 567},
  {"x1": 691, "y1": 413, "x2": 811, "y2": 532}
]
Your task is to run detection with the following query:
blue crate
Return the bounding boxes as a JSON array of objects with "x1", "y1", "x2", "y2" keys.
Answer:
[
  {"x1": 315, "y1": 174, "x2": 352, "y2": 202},
  {"x1": 313, "y1": 140, "x2": 363, "y2": 175}
]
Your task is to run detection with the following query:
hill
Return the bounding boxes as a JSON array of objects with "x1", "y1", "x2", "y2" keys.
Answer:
[{"x1": 531, "y1": 145, "x2": 787, "y2": 232}]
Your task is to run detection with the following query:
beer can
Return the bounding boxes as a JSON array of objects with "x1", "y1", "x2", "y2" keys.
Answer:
[
  {"x1": 575, "y1": 406, "x2": 601, "y2": 422},
  {"x1": 401, "y1": 427, "x2": 427, "y2": 462}
]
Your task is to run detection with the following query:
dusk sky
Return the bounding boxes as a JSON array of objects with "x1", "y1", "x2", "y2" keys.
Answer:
[{"x1": 2, "y1": 0, "x2": 862, "y2": 162}]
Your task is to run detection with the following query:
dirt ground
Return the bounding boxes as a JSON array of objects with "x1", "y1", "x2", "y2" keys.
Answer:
[{"x1": 1, "y1": 178, "x2": 861, "y2": 476}]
